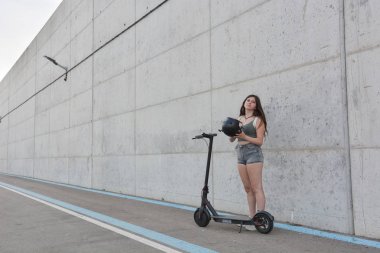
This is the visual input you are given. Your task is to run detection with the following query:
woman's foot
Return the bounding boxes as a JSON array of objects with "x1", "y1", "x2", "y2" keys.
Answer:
[{"x1": 244, "y1": 225, "x2": 256, "y2": 231}]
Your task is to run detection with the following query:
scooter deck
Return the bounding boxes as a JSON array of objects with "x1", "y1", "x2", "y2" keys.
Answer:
[{"x1": 211, "y1": 214, "x2": 253, "y2": 225}]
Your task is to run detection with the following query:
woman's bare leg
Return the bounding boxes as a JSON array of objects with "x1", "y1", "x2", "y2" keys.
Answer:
[
  {"x1": 237, "y1": 164, "x2": 256, "y2": 217},
  {"x1": 246, "y1": 162, "x2": 265, "y2": 212}
]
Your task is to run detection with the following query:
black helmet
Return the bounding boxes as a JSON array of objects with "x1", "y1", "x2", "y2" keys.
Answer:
[{"x1": 221, "y1": 117, "x2": 241, "y2": 137}]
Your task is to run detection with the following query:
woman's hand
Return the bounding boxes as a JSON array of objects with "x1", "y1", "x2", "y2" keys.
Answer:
[{"x1": 235, "y1": 131, "x2": 246, "y2": 140}]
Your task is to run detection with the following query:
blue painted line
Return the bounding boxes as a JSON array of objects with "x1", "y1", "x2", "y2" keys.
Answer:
[
  {"x1": 0, "y1": 181, "x2": 218, "y2": 253},
  {"x1": 1, "y1": 173, "x2": 380, "y2": 249},
  {"x1": 275, "y1": 223, "x2": 380, "y2": 249}
]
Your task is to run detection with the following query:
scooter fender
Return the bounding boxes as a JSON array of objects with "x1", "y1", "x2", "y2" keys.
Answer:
[{"x1": 254, "y1": 211, "x2": 274, "y2": 221}]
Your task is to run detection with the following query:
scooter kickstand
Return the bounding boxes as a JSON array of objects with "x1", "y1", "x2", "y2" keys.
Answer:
[{"x1": 238, "y1": 221, "x2": 243, "y2": 233}]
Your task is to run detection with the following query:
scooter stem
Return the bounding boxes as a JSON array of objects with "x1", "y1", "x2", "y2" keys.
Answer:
[{"x1": 204, "y1": 135, "x2": 214, "y2": 187}]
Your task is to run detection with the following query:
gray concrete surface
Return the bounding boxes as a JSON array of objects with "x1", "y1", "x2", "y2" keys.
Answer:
[
  {"x1": 0, "y1": 174, "x2": 379, "y2": 253},
  {"x1": 0, "y1": 188, "x2": 159, "y2": 253},
  {"x1": 0, "y1": 0, "x2": 379, "y2": 239}
]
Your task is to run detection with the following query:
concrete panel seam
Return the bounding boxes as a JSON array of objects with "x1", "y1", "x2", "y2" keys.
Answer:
[
  {"x1": 8, "y1": 76, "x2": 36, "y2": 97},
  {"x1": 67, "y1": 15, "x2": 72, "y2": 185},
  {"x1": 8, "y1": 61, "x2": 38, "y2": 84},
  {"x1": 35, "y1": 93, "x2": 82, "y2": 117},
  {"x1": 350, "y1": 146, "x2": 380, "y2": 150},
  {"x1": 135, "y1": 89, "x2": 211, "y2": 111},
  {"x1": 133, "y1": 55, "x2": 340, "y2": 112},
  {"x1": 136, "y1": 27, "x2": 210, "y2": 67},
  {"x1": 346, "y1": 42, "x2": 380, "y2": 56},
  {"x1": 34, "y1": 155, "x2": 93, "y2": 159},
  {"x1": 93, "y1": 66, "x2": 135, "y2": 89},
  {"x1": 213, "y1": 54, "x2": 341, "y2": 90},
  {"x1": 134, "y1": 0, "x2": 137, "y2": 196},
  {"x1": 91, "y1": 0, "x2": 95, "y2": 189},
  {"x1": 262, "y1": 147, "x2": 347, "y2": 152},
  {"x1": 92, "y1": 111, "x2": 135, "y2": 124},
  {"x1": 7, "y1": 114, "x2": 35, "y2": 129},
  {"x1": 93, "y1": 0, "x2": 117, "y2": 20},
  {"x1": 6, "y1": 78, "x2": 10, "y2": 174},
  {"x1": 35, "y1": 125, "x2": 70, "y2": 138},
  {"x1": 340, "y1": 0, "x2": 354, "y2": 234},
  {"x1": 34, "y1": 121, "x2": 92, "y2": 138},
  {"x1": 51, "y1": 41, "x2": 71, "y2": 61},
  {"x1": 70, "y1": 19, "x2": 93, "y2": 44},
  {"x1": 210, "y1": 0, "x2": 271, "y2": 30},
  {"x1": 32, "y1": 55, "x2": 37, "y2": 179},
  {"x1": 132, "y1": 148, "x2": 346, "y2": 156},
  {"x1": 36, "y1": 5, "x2": 74, "y2": 52}
]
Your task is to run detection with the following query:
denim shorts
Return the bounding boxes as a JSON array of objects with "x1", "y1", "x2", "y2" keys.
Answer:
[{"x1": 235, "y1": 143, "x2": 264, "y2": 165}]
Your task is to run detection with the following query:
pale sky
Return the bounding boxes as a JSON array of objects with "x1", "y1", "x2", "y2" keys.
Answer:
[{"x1": 0, "y1": 0, "x2": 63, "y2": 82}]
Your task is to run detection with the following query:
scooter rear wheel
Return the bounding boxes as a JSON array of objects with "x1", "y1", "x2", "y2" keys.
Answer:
[
  {"x1": 253, "y1": 211, "x2": 274, "y2": 234},
  {"x1": 194, "y1": 208, "x2": 211, "y2": 227}
]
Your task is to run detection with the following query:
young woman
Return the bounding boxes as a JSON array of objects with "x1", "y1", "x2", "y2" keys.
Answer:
[{"x1": 230, "y1": 94, "x2": 268, "y2": 229}]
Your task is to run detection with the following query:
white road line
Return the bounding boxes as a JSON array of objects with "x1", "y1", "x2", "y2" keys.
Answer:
[{"x1": 0, "y1": 184, "x2": 182, "y2": 253}]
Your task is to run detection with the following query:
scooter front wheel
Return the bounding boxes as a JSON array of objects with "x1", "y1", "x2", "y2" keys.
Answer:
[
  {"x1": 194, "y1": 208, "x2": 211, "y2": 227},
  {"x1": 253, "y1": 211, "x2": 274, "y2": 234}
]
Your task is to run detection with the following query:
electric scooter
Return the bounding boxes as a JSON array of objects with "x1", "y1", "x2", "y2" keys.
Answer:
[{"x1": 192, "y1": 133, "x2": 274, "y2": 234}]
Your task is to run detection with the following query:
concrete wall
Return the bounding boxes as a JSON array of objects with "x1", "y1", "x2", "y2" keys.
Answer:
[
  {"x1": 345, "y1": 0, "x2": 380, "y2": 239},
  {"x1": 0, "y1": 0, "x2": 379, "y2": 239}
]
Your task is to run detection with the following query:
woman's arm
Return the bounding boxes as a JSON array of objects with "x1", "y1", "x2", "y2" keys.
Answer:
[{"x1": 235, "y1": 118, "x2": 265, "y2": 146}]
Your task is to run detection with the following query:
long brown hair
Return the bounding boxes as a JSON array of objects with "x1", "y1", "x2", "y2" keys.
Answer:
[{"x1": 239, "y1": 94, "x2": 268, "y2": 135}]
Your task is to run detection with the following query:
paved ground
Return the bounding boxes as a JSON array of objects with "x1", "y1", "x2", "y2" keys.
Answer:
[{"x1": 0, "y1": 174, "x2": 379, "y2": 253}]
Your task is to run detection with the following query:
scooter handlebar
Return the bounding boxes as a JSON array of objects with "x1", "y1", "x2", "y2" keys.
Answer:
[{"x1": 192, "y1": 133, "x2": 217, "y2": 139}]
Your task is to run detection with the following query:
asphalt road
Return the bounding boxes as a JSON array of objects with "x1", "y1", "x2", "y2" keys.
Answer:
[{"x1": 0, "y1": 174, "x2": 378, "y2": 253}]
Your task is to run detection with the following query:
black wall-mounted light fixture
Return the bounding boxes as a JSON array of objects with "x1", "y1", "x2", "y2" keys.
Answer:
[{"x1": 44, "y1": 56, "x2": 68, "y2": 81}]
